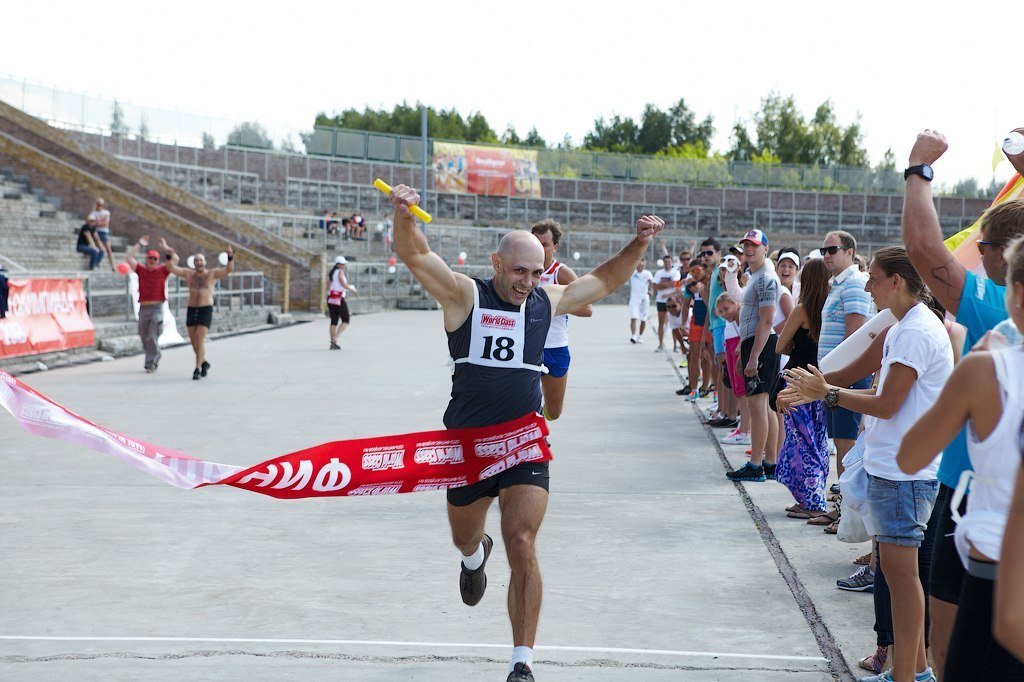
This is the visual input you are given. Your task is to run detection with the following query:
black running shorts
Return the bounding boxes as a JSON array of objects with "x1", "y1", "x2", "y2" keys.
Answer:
[
  {"x1": 739, "y1": 334, "x2": 780, "y2": 396},
  {"x1": 186, "y1": 305, "x2": 213, "y2": 328},
  {"x1": 447, "y1": 461, "x2": 550, "y2": 507},
  {"x1": 328, "y1": 301, "x2": 350, "y2": 326}
]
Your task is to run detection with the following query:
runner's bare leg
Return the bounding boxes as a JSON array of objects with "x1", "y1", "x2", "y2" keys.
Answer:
[
  {"x1": 448, "y1": 497, "x2": 494, "y2": 556},
  {"x1": 540, "y1": 374, "x2": 568, "y2": 420},
  {"x1": 499, "y1": 484, "x2": 548, "y2": 647}
]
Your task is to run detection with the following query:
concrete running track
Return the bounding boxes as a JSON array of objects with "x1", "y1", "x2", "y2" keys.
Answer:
[{"x1": 0, "y1": 305, "x2": 874, "y2": 681}]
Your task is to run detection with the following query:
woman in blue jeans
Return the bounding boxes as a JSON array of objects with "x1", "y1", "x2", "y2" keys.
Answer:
[{"x1": 783, "y1": 246, "x2": 954, "y2": 682}]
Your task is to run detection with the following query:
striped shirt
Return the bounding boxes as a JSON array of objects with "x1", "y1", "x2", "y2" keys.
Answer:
[{"x1": 816, "y1": 264, "x2": 874, "y2": 364}]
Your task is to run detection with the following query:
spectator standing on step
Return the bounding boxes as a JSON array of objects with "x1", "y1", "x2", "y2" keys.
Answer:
[
  {"x1": 124, "y1": 235, "x2": 170, "y2": 373},
  {"x1": 88, "y1": 198, "x2": 115, "y2": 271},
  {"x1": 76, "y1": 217, "x2": 104, "y2": 270}
]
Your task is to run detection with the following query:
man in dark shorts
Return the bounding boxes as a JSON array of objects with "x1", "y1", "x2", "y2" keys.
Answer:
[
  {"x1": 389, "y1": 183, "x2": 663, "y2": 682},
  {"x1": 727, "y1": 228, "x2": 781, "y2": 482},
  {"x1": 163, "y1": 239, "x2": 234, "y2": 380}
]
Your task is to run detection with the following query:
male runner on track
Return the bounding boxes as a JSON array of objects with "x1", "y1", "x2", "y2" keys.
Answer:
[
  {"x1": 530, "y1": 219, "x2": 592, "y2": 421},
  {"x1": 161, "y1": 240, "x2": 234, "y2": 380},
  {"x1": 389, "y1": 184, "x2": 663, "y2": 682}
]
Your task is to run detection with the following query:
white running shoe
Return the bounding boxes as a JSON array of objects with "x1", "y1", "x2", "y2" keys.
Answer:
[
  {"x1": 721, "y1": 430, "x2": 752, "y2": 445},
  {"x1": 636, "y1": 337, "x2": 644, "y2": 344}
]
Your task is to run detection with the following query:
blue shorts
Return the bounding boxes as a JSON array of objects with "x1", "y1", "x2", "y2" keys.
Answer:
[
  {"x1": 711, "y1": 326, "x2": 726, "y2": 355},
  {"x1": 543, "y1": 346, "x2": 571, "y2": 378},
  {"x1": 867, "y1": 475, "x2": 939, "y2": 547},
  {"x1": 96, "y1": 229, "x2": 110, "y2": 244},
  {"x1": 826, "y1": 375, "x2": 872, "y2": 439}
]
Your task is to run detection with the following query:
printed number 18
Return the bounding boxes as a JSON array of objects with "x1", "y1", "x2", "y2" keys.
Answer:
[{"x1": 481, "y1": 335, "x2": 515, "y2": 361}]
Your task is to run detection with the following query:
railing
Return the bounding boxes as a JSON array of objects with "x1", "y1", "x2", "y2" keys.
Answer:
[
  {"x1": 115, "y1": 155, "x2": 261, "y2": 205},
  {"x1": 224, "y1": 208, "x2": 379, "y2": 254},
  {"x1": 284, "y1": 176, "x2": 723, "y2": 232},
  {"x1": 752, "y1": 207, "x2": 970, "y2": 240}
]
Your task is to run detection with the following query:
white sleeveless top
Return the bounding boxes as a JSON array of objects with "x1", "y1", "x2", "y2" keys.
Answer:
[
  {"x1": 452, "y1": 284, "x2": 546, "y2": 373},
  {"x1": 540, "y1": 260, "x2": 569, "y2": 349},
  {"x1": 952, "y1": 345, "x2": 1024, "y2": 565},
  {"x1": 327, "y1": 267, "x2": 347, "y2": 304}
]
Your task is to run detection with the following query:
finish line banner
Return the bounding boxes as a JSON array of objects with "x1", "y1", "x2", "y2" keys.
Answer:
[{"x1": 0, "y1": 370, "x2": 550, "y2": 499}]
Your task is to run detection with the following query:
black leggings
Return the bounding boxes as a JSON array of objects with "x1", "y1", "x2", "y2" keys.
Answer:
[{"x1": 944, "y1": 569, "x2": 1024, "y2": 681}]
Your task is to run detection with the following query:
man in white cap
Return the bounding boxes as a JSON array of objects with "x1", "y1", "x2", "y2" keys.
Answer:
[{"x1": 326, "y1": 255, "x2": 357, "y2": 350}]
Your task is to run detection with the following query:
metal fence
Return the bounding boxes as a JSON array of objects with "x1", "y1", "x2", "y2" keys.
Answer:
[
  {"x1": 225, "y1": 208, "x2": 381, "y2": 253},
  {"x1": 1, "y1": 72, "x2": 908, "y2": 194},
  {"x1": 18, "y1": 270, "x2": 268, "y2": 321},
  {"x1": 116, "y1": 155, "x2": 261, "y2": 205}
]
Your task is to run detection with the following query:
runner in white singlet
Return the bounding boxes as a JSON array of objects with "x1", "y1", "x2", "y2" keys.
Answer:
[{"x1": 531, "y1": 220, "x2": 591, "y2": 421}]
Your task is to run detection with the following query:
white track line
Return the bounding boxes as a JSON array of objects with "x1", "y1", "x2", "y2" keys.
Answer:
[{"x1": 0, "y1": 636, "x2": 825, "y2": 662}]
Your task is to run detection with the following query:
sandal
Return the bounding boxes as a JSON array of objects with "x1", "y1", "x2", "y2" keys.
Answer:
[
  {"x1": 824, "y1": 520, "x2": 839, "y2": 534},
  {"x1": 854, "y1": 552, "x2": 872, "y2": 566},
  {"x1": 786, "y1": 503, "x2": 803, "y2": 513},
  {"x1": 858, "y1": 645, "x2": 889, "y2": 673},
  {"x1": 807, "y1": 509, "x2": 839, "y2": 526}
]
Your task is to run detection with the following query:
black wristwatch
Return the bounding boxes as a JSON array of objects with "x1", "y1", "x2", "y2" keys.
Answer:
[
  {"x1": 825, "y1": 387, "x2": 840, "y2": 409},
  {"x1": 904, "y1": 164, "x2": 934, "y2": 181}
]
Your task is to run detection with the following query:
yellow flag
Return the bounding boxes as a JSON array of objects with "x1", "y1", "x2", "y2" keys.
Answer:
[{"x1": 992, "y1": 144, "x2": 1005, "y2": 172}]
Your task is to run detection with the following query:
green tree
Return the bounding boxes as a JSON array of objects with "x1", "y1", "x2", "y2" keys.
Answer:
[
  {"x1": 637, "y1": 104, "x2": 672, "y2": 154},
  {"x1": 501, "y1": 125, "x2": 521, "y2": 145},
  {"x1": 668, "y1": 98, "x2": 714, "y2": 149},
  {"x1": 731, "y1": 93, "x2": 869, "y2": 167},
  {"x1": 227, "y1": 122, "x2": 273, "y2": 149},
  {"x1": 201, "y1": 132, "x2": 216, "y2": 149},
  {"x1": 523, "y1": 127, "x2": 547, "y2": 149},
  {"x1": 583, "y1": 114, "x2": 640, "y2": 152},
  {"x1": 110, "y1": 100, "x2": 129, "y2": 137},
  {"x1": 315, "y1": 103, "x2": 498, "y2": 143}
]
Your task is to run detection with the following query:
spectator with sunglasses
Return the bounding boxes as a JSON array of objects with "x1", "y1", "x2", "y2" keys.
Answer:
[
  {"x1": 901, "y1": 128, "x2": 1024, "y2": 675},
  {"x1": 125, "y1": 235, "x2": 172, "y2": 373},
  {"x1": 818, "y1": 230, "x2": 875, "y2": 493}
]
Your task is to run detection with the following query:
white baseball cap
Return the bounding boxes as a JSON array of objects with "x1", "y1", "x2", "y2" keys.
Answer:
[
  {"x1": 334, "y1": 256, "x2": 347, "y2": 265},
  {"x1": 778, "y1": 251, "x2": 801, "y2": 266}
]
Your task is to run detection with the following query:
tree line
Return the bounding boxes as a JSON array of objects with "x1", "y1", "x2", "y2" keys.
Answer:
[{"x1": 313, "y1": 93, "x2": 874, "y2": 168}]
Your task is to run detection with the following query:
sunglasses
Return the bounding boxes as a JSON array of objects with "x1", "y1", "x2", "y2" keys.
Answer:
[
  {"x1": 977, "y1": 240, "x2": 1003, "y2": 254},
  {"x1": 700, "y1": 250, "x2": 716, "y2": 257},
  {"x1": 819, "y1": 245, "x2": 847, "y2": 255},
  {"x1": 146, "y1": 256, "x2": 159, "y2": 261}
]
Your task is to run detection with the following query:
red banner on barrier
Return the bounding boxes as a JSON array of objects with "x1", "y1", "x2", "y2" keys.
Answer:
[
  {"x1": 0, "y1": 369, "x2": 552, "y2": 499},
  {"x1": 0, "y1": 278, "x2": 94, "y2": 359}
]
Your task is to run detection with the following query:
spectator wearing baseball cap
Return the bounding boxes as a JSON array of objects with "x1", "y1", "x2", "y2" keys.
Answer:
[
  {"x1": 327, "y1": 255, "x2": 357, "y2": 349},
  {"x1": 726, "y1": 228, "x2": 783, "y2": 482}
]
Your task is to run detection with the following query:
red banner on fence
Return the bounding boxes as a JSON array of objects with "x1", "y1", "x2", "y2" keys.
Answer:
[
  {"x1": 0, "y1": 278, "x2": 94, "y2": 359},
  {"x1": 434, "y1": 142, "x2": 542, "y2": 198}
]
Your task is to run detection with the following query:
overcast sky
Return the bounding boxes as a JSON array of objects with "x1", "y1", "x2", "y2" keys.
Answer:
[{"x1": 2, "y1": 0, "x2": 1019, "y2": 189}]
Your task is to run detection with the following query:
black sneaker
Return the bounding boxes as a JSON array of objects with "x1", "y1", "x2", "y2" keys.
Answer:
[
  {"x1": 460, "y1": 534, "x2": 493, "y2": 606},
  {"x1": 764, "y1": 463, "x2": 777, "y2": 480},
  {"x1": 507, "y1": 662, "x2": 534, "y2": 682},
  {"x1": 829, "y1": 482, "x2": 841, "y2": 494},
  {"x1": 708, "y1": 417, "x2": 739, "y2": 428},
  {"x1": 200, "y1": 361, "x2": 211, "y2": 376},
  {"x1": 192, "y1": 369, "x2": 201, "y2": 381},
  {"x1": 675, "y1": 385, "x2": 692, "y2": 396},
  {"x1": 726, "y1": 462, "x2": 766, "y2": 482},
  {"x1": 836, "y1": 565, "x2": 874, "y2": 592}
]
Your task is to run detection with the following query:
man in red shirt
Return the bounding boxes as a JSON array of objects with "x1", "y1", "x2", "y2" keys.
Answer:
[{"x1": 125, "y1": 236, "x2": 171, "y2": 373}]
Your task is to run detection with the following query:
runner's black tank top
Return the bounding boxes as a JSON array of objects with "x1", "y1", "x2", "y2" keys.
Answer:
[{"x1": 444, "y1": 278, "x2": 552, "y2": 428}]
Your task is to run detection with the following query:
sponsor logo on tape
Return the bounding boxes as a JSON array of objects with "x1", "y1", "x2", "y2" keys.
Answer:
[
  {"x1": 361, "y1": 445, "x2": 405, "y2": 471},
  {"x1": 474, "y1": 424, "x2": 543, "y2": 459}
]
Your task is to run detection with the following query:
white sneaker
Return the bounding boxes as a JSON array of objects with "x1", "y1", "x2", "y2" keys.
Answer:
[
  {"x1": 630, "y1": 335, "x2": 637, "y2": 344},
  {"x1": 655, "y1": 345, "x2": 664, "y2": 352},
  {"x1": 636, "y1": 336, "x2": 644, "y2": 344},
  {"x1": 721, "y1": 430, "x2": 751, "y2": 445}
]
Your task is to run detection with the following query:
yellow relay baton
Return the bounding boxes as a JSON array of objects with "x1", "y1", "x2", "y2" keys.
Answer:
[{"x1": 373, "y1": 178, "x2": 432, "y2": 224}]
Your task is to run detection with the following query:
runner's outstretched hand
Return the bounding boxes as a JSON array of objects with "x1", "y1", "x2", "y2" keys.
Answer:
[
  {"x1": 636, "y1": 215, "x2": 665, "y2": 244},
  {"x1": 389, "y1": 184, "x2": 421, "y2": 220}
]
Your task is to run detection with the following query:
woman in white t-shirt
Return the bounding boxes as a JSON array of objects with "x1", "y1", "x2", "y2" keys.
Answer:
[
  {"x1": 897, "y1": 235, "x2": 1024, "y2": 679},
  {"x1": 782, "y1": 246, "x2": 953, "y2": 682}
]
